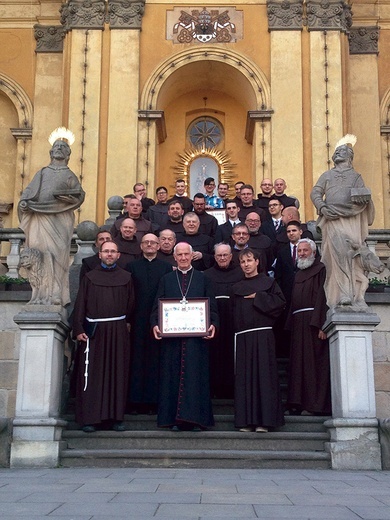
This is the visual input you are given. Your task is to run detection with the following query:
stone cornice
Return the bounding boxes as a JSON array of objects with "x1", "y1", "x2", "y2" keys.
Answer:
[
  {"x1": 307, "y1": 0, "x2": 352, "y2": 32},
  {"x1": 267, "y1": 0, "x2": 303, "y2": 31},
  {"x1": 108, "y1": 0, "x2": 145, "y2": 29},
  {"x1": 34, "y1": 24, "x2": 65, "y2": 53},
  {"x1": 349, "y1": 26, "x2": 379, "y2": 55}
]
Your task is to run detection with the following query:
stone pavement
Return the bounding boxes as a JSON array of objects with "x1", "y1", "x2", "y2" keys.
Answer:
[{"x1": 1, "y1": 467, "x2": 390, "y2": 519}]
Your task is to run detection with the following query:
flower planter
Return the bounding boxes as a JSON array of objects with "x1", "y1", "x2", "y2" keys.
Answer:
[
  {"x1": 6, "y1": 282, "x2": 31, "y2": 291},
  {"x1": 367, "y1": 284, "x2": 386, "y2": 293}
]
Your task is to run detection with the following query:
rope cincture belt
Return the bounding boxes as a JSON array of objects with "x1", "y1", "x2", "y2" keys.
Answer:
[
  {"x1": 215, "y1": 295, "x2": 229, "y2": 299},
  {"x1": 292, "y1": 307, "x2": 315, "y2": 315},
  {"x1": 234, "y1": 327, "x2": 272, "y2": 374},
  {"x1": 83, "y1": 315, "x2": 126, "y2": 391}
]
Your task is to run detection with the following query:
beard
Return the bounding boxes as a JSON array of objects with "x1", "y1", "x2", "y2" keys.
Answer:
[{"x1": 297, "y1": 256, "x2": 315, "y2": 270}]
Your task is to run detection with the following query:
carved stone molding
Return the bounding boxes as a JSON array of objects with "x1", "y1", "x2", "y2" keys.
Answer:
[
  {"x1": 307, "y1": 1, "x2": 352, "y2": 32},
  {"x1": 34, "y1": 25, "x2": 65, "y2": 53},
  {"x1": 349, "y1": 26, "x2": 379, "y2": 55},
  {"x1": 60, "y1": 0, "x2": 106, "y2": 31},
  {"x1": 138, "y1": 110, "x2": 166, "y2": 143},
  {"x1": 245, "y1": 110, "x2": 274, "y2": 144},
  {"x1": 108, "y1": 0, "x2": 145, "y2": 29},
  {"x1": 267, "y1": 0, "x2": 303, "y2": 31},
  {"x1": 10, "y1": 128, "x2": 33, "y2": 140}
]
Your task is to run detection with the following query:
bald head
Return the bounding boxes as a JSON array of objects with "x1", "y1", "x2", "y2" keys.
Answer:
[
  {"x1": 281, "y1": 206, "x2": 300, "y2": 225},
  {"x1": 120, "y1": 218, "x2": 137, "y2": 240}
]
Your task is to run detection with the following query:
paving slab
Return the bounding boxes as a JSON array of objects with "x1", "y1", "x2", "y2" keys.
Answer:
[{"x1": 0, "y1": 468, "x2": 389, "y2": 519}]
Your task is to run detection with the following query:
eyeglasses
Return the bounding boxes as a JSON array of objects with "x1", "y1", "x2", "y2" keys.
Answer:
[
  {"x1": 233, "y1": 232, "x2": 249, "y2": 236},
  {"x1": 215, "y1": 253, "x2": 231, "y2": 258},
  {"x1": 142, "y1": 240, "x2": 159, "y2": 245},
  {"x1": 269, "y1": 203, "x2": 280, "y2": 208},
  {"x1": 101, "y1": 249, "x2": 118, "y2": 254},
  {"x1": 246, "y1": 219, "x2": 260, "y2": 223}
]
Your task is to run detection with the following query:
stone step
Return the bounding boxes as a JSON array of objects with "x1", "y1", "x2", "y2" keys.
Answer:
[
  {"x1": 60, "y1": 447, "x2": 331, "y2": 469},
  {"x1": 62, "y1": 429, "x2": 329, "y2": 452},
  {"x1": 63, "y1": 414, "x2": 329, "y2": 433}
]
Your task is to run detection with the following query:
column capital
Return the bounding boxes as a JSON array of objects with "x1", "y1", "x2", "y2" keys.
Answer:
[
  {"x1": 34, "y1": 25, "x2": 66, "y2": 53},
  {"x1": 307, "y1": 0, "x2": 352, "y2": 32},
  {"x1": 60, "y1": 0, "x2": 106, "y2": 31},
  {"x1": 267, "y1": 0, "x2": 304, "y2": 31},
  {"x1": 349, "y1": 26, "x2": 379, "y2": 55},
  {"x1": 108, "y1": 0, "x2": 146, "y2": 29}
]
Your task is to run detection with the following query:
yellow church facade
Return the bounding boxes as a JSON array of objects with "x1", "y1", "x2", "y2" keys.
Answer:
[{"x1": 0, "y1": 0, "x2": 389, "y2": 229}]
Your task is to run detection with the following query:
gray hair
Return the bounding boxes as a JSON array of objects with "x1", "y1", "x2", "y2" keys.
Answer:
[
  {"x1": 173, "y1": 242, "x2": 193, "y2": 254},
  {"x1": 297, "y1": 238, "x2": 316, "y2": 253},
  {"x1": 214, "y1": 242, "x2": 232, "y2": 254}
]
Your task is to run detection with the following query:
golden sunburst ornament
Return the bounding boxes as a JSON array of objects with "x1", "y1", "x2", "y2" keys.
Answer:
[{"x1": 173, "y1": 146, "x2": 236, "y2": 187}]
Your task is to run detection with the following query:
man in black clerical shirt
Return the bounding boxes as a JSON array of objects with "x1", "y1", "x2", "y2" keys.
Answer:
[{"x1": 151, "y1": 242, "x2": 218, "y2": 431}]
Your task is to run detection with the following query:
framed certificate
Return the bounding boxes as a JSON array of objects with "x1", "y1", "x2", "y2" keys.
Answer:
[
  {"x1": 206, "y1": 209, "x2": 226, "y2": 225},
  {"x1": 158, "y1": 298, "x2": 210, "y2": 337}
]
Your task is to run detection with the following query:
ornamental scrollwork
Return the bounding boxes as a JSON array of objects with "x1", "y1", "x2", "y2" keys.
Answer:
[
  {"x1": 349, "y1": 26, "x2": 379, "y2": 55},
  {"x1": 60, "y1": 0, "x2": 106, "y2": 31},
  {"x1": 108, "y1": 0, "x2": 145, "y2": 29},
  {"x1": 34, "y1": 25, "x2": 66, "y2": 53},
  {"x1": 307, "y1": 0, "x2": 352, "y2": 32},
  {"x1": 267, "y1": 0, "x2": 303, "y2": 31}
]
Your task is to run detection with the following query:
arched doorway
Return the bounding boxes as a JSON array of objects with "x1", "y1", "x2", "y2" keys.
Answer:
[{"x1": 138, "y1": 47, "x2": 271, "y2": 197}]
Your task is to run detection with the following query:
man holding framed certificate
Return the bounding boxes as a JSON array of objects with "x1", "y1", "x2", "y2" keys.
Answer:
[{"x1": 151, "y1": 242, "x2": 219, "y2": 431}]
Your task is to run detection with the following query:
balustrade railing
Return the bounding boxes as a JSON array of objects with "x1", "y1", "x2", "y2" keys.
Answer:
[{"x1": 0, "y1": 226, "x2": 389, "y2": 280}]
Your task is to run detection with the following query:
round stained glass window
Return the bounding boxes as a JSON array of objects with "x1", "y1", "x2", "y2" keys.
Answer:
[{"x1": 188, "y1": 117, "x2": 223, "y2": 148}]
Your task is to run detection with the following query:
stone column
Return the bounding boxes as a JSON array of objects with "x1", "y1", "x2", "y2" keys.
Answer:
[
  {"x1": 268, "y1": 0, "x2": 305, "y2": 212},
  {"x1": 323, "y1": 309, "x2": 382, "y2": 470},
  {"x1": 10, "y1": 307, "x2": 69, "y2": 468}
]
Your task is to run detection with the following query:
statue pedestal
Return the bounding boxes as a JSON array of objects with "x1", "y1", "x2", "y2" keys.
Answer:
[
  {"x1": 323, "y1": 309, "x2": 382, "y2": 470},
  {"x1": 10, "y1": 306, "x2": 69, "y2": 468}
]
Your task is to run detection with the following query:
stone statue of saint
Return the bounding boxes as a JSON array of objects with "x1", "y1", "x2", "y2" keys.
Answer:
[
  {"x1": 311, "y1": 135, "x2": 383, "y2": 309},
  {"x1": 18, "y1": 137, "x2": 85, "y2": 306}
]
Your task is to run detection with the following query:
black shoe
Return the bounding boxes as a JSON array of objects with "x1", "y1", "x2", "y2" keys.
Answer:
[
  {"x1": 171, "y1": 425, "x2": 181, "y2": 432},
  {"x1": 192, "y1": 427, "x2": 201, "y2": 432},
  {"x1": 82, "y1": 425, "x2": 96, "y2": 433},
  {"x1": 112, "y1": 422, "x2": 126, "y2": 432}
]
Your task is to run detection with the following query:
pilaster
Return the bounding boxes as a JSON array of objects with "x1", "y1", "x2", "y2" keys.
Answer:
[
  {"x1": 270, "y1": 30, "x2": 304, "y2": 212},
  {"x1": 106, "y1": 29, "x2": 141, "y2": 198},
  {"x1": 66, "y1": 28, "x2": 102, "y2": 223},
  {"x1": 29, "y1": 27, "x2": 64, "y2": 179},
  {"x1": 348, "y1": 28, "x2": 383, "y2": 228},
  {"x1": 309, "y1": 30, "x2": 344, "y2": 178}
]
